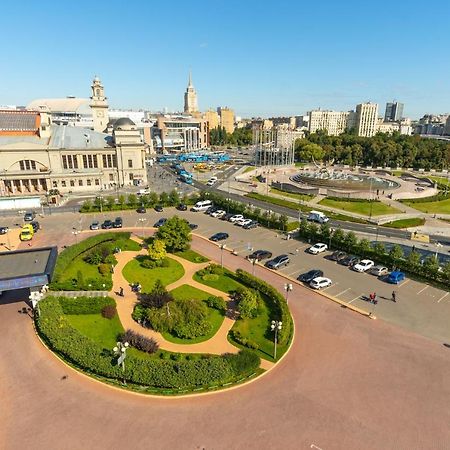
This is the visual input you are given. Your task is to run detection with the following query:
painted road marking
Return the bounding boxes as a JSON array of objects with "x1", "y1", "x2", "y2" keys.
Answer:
[
  {"x1": 398, "y1": 279, "x2": 410, "y2": 288},
  {"x1": 311, "y1": 444, "x2": 323, "y2": 450},
  {"x1": 348, "y1": 295, "x2": 361, "y2": 304},
  {"x1": 286, "y1": 269, "x2": 300, "y2": 277},
  {"x1": 417, "y1": 285, "x2": 429, "y2": 295},
  {"x1": 323, "y1": 282, "x2": 337, "y2": 291},
  {"x1": 336, "y1": 287, "x2": 351, "y2": 297},
  {"x1": 437, "y1": 292, "x2": 449, "y2": 303}
]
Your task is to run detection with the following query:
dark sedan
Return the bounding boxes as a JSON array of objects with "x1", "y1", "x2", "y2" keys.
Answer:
[
  {"x1": 30, "y1": 221, "x2": 40, "y2": 232},
  {"x1": 265, "y1": 254, "x2": 290, "y2": 270},
  {"x1": 221, "y1": 213, "x2": 234, "y2": 221},
  {"x1": 298, "y1": 269, "x2": 324, "y2": 283},
  {"x1": 154, "y1": 218, "x2": 167, "y2": 228},
  {"x1": 339, "y1": 255, "x2": 360, "y2": 267},
  {"x1": 210, "y1": 232, "x2": 229, "y2": 242},
  {"x1": 243, "y1": 220, "x2": 259, "y2": 229},
  {"x1": 188, "y1": 223, "x2": 198, "y2": 230},
  {"x1": 330, "y1": 250, "x2": 347, "y2": 262},
  {"x1": 101, "y1": 220, "x2": 114, "y2": 229},
  {"x1": 136, "y1": 207, "x2": 146, "y2": 214},
  {"x1": 154, "y1": 205, "x2": 164, "y2": 212},
  {"x1": 0, "y1": 226, "x2": 9, "y2": 234},
  {"x1": 247, "y1": 250, "x2": 272, "y2": 261},
  {"x1": 113, "y1": 217, "x2": 123, "y2": 228},
  {"x1": 176, "y1": 204, "x2": 188, "y2": 211}
]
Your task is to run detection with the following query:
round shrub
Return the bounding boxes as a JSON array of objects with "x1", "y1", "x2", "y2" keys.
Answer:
[
  {"x1": 101, "y1": 305, "x2": 117, "y2": 319},
  {"x1": 206, "y1": 295, "x2": 227, "y2": 312},
  {"x1": 202, "y1": 273, "x2": 219, "y2": 281},
  {"x1": 98, "y1": 263, "x2": 111, "y2": 275},
  {"x1": 160, "y1": 258, "x2": 170, "y2": 268},
  {"x1": 141, "y1": 258, "x2": 157, "y2": 269}
]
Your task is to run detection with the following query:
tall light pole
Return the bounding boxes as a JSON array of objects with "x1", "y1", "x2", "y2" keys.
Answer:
[
  {"x1": 435, "y1": 242, "x2": 443, "y2": 260},
  {"x1": 271, "y1": 320, "x2": 282, "y2": 360},
  {"x1": 328, "y1": 228, "x2": 334, "y2": 250},
  {"x1": 220, "y1": 243, "x2": 226, "y2": 268},
  {"x1": 113, "y1": 341, "x2": 129, "y2": 372},
  {"x1": 284, "y1": 283, "x2": 293, "y2": 303},
  {"x1": 251, "y1": 258, "x2": 257, "y2": 275}
]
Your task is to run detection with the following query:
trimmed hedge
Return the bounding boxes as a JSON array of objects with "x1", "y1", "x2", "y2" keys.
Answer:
[
  {"x1": 36, "y1": 297, "x2": 260, "y2": 390},
  {"x1": 51, "y1": 232, "x2": 131, "y2": 287},
  {"x1": 59, "y1": 296, "x2": 115, "y2": 315},
  {"x1": 235, "y1": 269, "x2": 293, "y2": 346}
]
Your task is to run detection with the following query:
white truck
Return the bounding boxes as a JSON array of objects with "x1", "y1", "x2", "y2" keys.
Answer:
[{"x1": 307, "y1": 210, "x2": 329, "y2": 224}]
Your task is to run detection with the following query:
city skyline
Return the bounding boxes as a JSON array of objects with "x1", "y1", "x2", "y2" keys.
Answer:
[{"x1": 1, "y1": 1, "x2": 449, "y2": 118}]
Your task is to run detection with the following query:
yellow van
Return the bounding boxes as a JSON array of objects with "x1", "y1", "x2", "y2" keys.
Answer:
[{"x1": 20, "y1": 224, "x2": 34, "y2": 241}]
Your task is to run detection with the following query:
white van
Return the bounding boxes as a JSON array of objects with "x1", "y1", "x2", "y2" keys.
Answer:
[
  {"x1": 307, "y1": 210, "x2": 329, "y2": 224},
  {"x1": 207, "y1": 177, "x2": 218, "y2": 186},
  {"x1": 192, "y1": 200, "x2": 213, "y2": 212}
]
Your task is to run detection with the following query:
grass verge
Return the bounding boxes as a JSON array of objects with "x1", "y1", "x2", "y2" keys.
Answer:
[
  {"x1": 173, "y1": 249, "x2": 209, "y2": 263},
  {"x1": 319, "y1": 198, "x2": 401, "y2": 216},
  {"x1": 381, "y1": 218, "x2": 425, "y2": 229}
]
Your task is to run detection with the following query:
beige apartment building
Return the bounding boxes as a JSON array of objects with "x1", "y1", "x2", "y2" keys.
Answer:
[
  {"x1": 0, "y1": 111, "x2": 147, "y2": 197},
  {"x1": 308, "y1": 110, "x2": 354, "y2": 135},
  {"x1": 204, "y1": 109, "x2": 220, "y2": 130},
  {"x1": 356, "y1": 102, "x2": 378, "y2": 137},
  {"x1": 217, "y1": 107, "x2": 235, "y2": 133}
]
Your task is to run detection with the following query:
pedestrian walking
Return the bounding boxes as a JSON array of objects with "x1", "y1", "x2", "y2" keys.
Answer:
[
  {"x1": 391, "y1": 291, "x2": 396, "y2": 302},
  {"x1": 119, "y1": 287, "x2": 124, "y2": 297},
  {"x1": 369, "y1": 292, "x2": 374, "y2": 303},
  {"x1": 373, "y1": 292, "x2": 377, "y2": 304}
]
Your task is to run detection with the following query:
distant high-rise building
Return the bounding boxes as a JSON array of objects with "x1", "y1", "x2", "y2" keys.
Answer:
[
  {"x1": 90, "y1": 76, "x2": 109, "y2": 132},
  {"x1": 356, "y1": 102, "x2": 378, "y2": 137},
  {"x1": 217, "y1": 107, "x2": 235, "y2": 133},
  {"x1": 184, "y1": 71, "x2": 198, "y2": 114},
  {"x1": 385, "y1": 101, "x2": 404, "y2": 122}
]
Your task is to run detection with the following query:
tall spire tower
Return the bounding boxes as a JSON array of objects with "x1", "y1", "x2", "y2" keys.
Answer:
[
  {"x1": 184, "y1": 71, "x2": 198, "y2": 114},
  {"x1": 90, "y1": 75, "x2": 109, "y2": 132}
]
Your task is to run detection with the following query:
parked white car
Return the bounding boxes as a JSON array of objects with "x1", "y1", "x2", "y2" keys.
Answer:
[
  {"x1": 211, "y1": 209, "x2": 225, "y2": 218},
  {"x1": 310, "y1": 277, "x2": 332, "y2": 289},
  {"x1": 229, "y1": 214, "x2": 244, "y2": 223},
  {"x1": 353, "y1": 259, "x2": 375, "y2": 273},
  {"x1": 369, "y1": 265, "x2": 389, "y2": 277},
  {"x1": 308, "y1": 243, "x2": 328, "y2": 255},
  {"x1": 238, "y1": 218, "x2": 253, "y2": 227}
]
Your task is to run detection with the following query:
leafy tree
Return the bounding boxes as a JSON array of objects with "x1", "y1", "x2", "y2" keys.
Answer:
[
  {"x1": 423, "y1": 255, "x2": 439, "y2": 276},
  {"x1": 148, "y1": 191, "x2": 158, "y2": 206},
  {"x1": 308, "y1": 223, "x2": 319, "y2": 241},
  {"x1": 127, "y1": 194, "x2": 137, "y2": 207},
  {"x1": 94, "y1": 197, "x2": 104, "y2": 211},
  {"x1": 319, "y1": 224, "x2": 331, "y2": 243},
  {"x1": 372, "y1": 242, "x2": 386, "y2": 257},
  {"x1": 171, "y1": 299, "x2": 211, "y2": 339},
  {"x1": 147, "y1": 239, "x2": 166, "y2": 261},
  {"x1": 106, "y1": 196, "x2": 115, "y2": 210},
  {"x1": 343, "y1": 231, "x2": 358, "y2": 252},
  {"x1": 296, "y1": 142, "x2": 325, "y2": 162},
  {"x1": 169, "y1": 189, "x2": 180, "y2": 206},
  {"x1": 159, "y1": 191, "x2": 169, "y2": 206},
  {"x1": 389, "y1": 244, "x2": 404, "y2": 264},
  {"x1": 331, "y1": 227, "x2": 345, "y2": 247},
  {"x1": 118, "y1": 195, "x2": 125, "y2": 209},
  {"x1": 156, "y1": 216, "x2": 192, "y2": 251},
  {"x1": 238, "y1": 289, "x2": 259, "y2": 319},
  {"x1": 278, "y1": 214, "x2": 288, "y2": 231},
  {"x1": 357, "y1": 238, "x2": 372, "y2": 257},
  {"x1": 139, "y1": 279, "x2": 173, "y2": 309},
  {"x1": 442, "y1": 262, "x2": 450, "y2": 282},
  {"x1": 406, "y1": 250, "x2": 421, "y2": 269},
  {"x1": 139, "y1": 194, "x2": 149, "y2": 207}
]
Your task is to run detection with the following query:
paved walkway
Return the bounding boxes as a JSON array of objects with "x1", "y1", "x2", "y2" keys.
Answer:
[{"x1": 110, "y1": 237, "x2": 274, "y2": 369}]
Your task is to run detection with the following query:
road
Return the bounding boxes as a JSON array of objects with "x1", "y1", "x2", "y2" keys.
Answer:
[{"x1": 12, "y1": 207, "x2": 450, "y2": 344}]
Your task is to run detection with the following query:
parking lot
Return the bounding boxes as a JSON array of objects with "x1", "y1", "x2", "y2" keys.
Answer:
[{"x1": 7, "y1": 205, "x2": 450, "y2": 344}]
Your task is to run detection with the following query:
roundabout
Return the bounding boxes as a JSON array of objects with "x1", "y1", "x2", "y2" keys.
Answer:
[{"x1": 34, "y1": 227, "x2": 286, "y2": 397}]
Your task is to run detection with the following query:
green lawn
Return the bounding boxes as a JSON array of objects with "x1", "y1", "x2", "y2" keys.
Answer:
[
  {"x1": 161, "y1": 284, "x2": 225, "y2": 344},
  {"x1": 402, "y1": 197, "x2": 450, "y2": 214},
  {"x1": 319, "y1": 198, "x2": 401, "y2": 216},
  {"x1": 122, "y1": 256, "x2": 184, "y2": 291},
  {"x1": 66, "y1": 313, "x2": 124, "y2": 349},
  {"x1": 60, "y1": 256, "x2": 111, "y2": 285},
  {"x1": 229, "y1": 295, "x2": 289, "y2": 362},
  {"x1": 427, "y1": 175, "x2": 449, "y2": 186},
  {"x1": 116, "y1": 238, "x2": 142, "y2": 252},
  {"x1": 173, "y1": 249, "x2": 209, "y2": 263},
  {"x1": 382, "y1": 218, "x2": 425, "y2": 229},
  {"x1": 270, "y1": 187, "x2": 313, "y2": 202},
  {"x1": 243, "y1": 166, "x2": 255, "y2": 174},
  {"x1": 245, "y1": 192, "x2": 368, "y2": 224},
  {"x1": 193, "y1": 270, "x2": 245, "y2": 294}
]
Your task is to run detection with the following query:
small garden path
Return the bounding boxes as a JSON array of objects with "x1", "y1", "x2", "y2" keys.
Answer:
[{"x1": 110, "y1": 238, "x2": 273, "y2": 369}]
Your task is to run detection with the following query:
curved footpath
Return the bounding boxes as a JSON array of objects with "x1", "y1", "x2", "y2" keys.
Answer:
[{"x1": 110, "y1": 237, "x2": 274, "y2": 369}]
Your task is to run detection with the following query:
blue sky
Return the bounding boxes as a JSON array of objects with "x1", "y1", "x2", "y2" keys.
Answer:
[{"x1": 1, "y1": 0, "x2": 449, "y2": 118}]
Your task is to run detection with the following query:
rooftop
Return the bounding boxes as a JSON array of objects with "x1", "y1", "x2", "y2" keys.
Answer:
[{"x1": 0, "y1": 110, "x2": 39, "y2": 132}]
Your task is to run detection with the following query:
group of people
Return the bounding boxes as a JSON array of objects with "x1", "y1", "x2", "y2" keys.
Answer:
[
  {"x1": 131, "y1": 282, "x2": 142, "y2": 293},
  {"x1": 367, "y1": 291, "x2": 397, "y2": 304}
]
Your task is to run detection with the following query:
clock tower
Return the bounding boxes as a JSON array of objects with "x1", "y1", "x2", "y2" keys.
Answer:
[{"x1": 90, "y1": 76, "x2": 109, "y2": 132}]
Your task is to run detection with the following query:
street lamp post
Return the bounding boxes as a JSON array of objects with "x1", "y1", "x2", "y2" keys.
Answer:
[
  {"x1": 435, "y1": 242, "x2": 443, "y2": 260},
  {"x1": 220, "y1": 243, "x2": 226, "y2": 268},
  {"x1": 284, "y1": 283, "x2": 293, "y2": 303},
  {"x1": 328, "y1": 228, "x2": 334, "y2": 250},
  {"x1": 251, "y1": 258, "x2": 257, "y2": 275},
  {"x1": 113, "y1": 341, "x2": 129, "y2": 372},
  {"x1": 270, "y1": 320, "x2": 282, "y2": 360}
]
